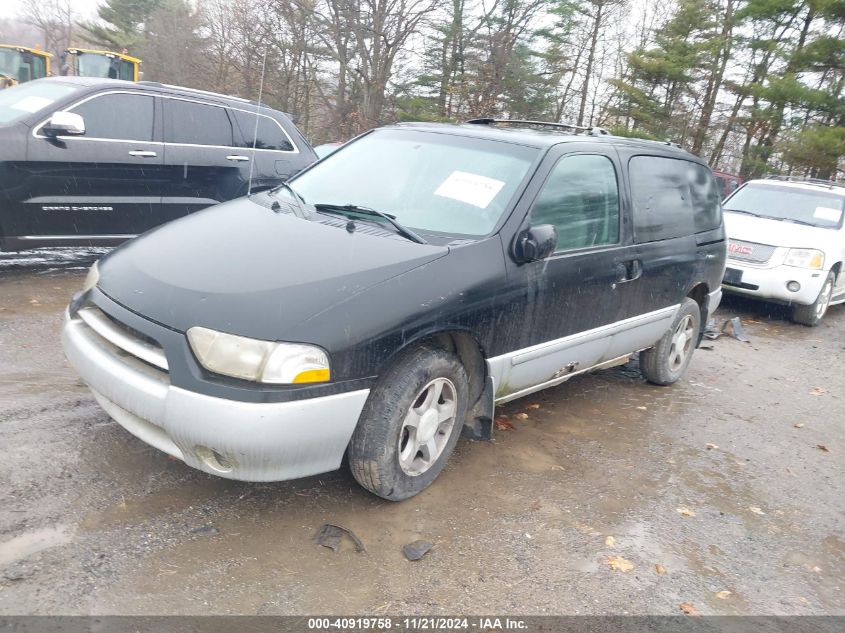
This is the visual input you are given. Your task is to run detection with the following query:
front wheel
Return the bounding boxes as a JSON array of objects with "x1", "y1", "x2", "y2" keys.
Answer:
[
  {"x1": 792, "y1": 272, "x2": 835, "y2": 327},
  {"x1": 640, "y1": 298, "x2": 701, "y2": 386},
  {"x1": 348, "y1": 345, "x2": 469, "y2": 501}
]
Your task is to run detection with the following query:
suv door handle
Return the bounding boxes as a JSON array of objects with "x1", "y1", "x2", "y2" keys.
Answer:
[
  {"x1": 615, "y1": 259, "x2": 643, "y2": 283},
  {"x1": 226, "y1": 155, "x2": 250, "y2": 162},
  {"x1": 128, "y1": 150, "x2": 157, "y2": 157}
]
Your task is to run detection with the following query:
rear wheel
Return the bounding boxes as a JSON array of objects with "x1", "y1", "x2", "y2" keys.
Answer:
[
  {"x1": 348, "y1": 345, "x2": 468, "y2": 501},
  {"x1": 640, "y1": 298, "x2": 701, "y2": 386},
  {"x1": 792, "y1": 272, "x2": 834, "y2": 327}
]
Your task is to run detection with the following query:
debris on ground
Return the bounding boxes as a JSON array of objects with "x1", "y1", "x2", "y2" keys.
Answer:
[
  {"x1": 495, "y1": 417, "x2": 515, "y2": 431},
  {"x1": 605, "y1": 556, "x2": 633, "y2": 572},
  {"x1": 749, "y1": 506, "x2": 766, "y2": 515},
  {"x1": 604, "y1": 536, "x2": 615, "y2": 548},
  {"x1": 702, "y1": 316, "x2": 751, "y2": 342},
  {"x1": 654, "y1": 564, "x2": 667, "y2": 574},
  {"x1": 314, "y1": 524, "x2": 366, "y2": 553},
  {"x1": 810, "y1": 386, "x2": 827, "y2": 396},
  {"x1": 676, "y1": 507, "x2": 696, "y2": 517},
  {"x1": 702, "y1": 318, "x2": 722, "y2": 340},
  {"x1": 706, "y1": 443, "x2": 718, "y2": 450},
  {"x1": 190, "y1": 525, "x2": 219, "y2": 536},
  {"x1": 679, "y1": 602, "x2": 699, "y2": 616},
  {"x1": 816, "y1": 444, "x2": 830, "y2": 453},
  {"x1": 514, "y1": 412, "x2": 529, "y2": 420},
  {"x1": 526, "y1": 403, "x2": 540, "y2": 410},
  {"x1": 402, "y1": 540, "x2": 434, "y2": 561},
  {"x1": 716, "y1": 590, "x2": 732, "y2": 599},
  {"x1": 721, "y1": 317, "x2": 750, "y2": 342}
]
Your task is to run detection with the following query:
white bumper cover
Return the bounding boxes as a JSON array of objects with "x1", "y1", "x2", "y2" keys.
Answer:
[
  {"x1": 62, "y1": 312, "x2": 370, "y2": 482},
  {"x1": 723, "y1": 260, "x2": 827, "y2": 305}
]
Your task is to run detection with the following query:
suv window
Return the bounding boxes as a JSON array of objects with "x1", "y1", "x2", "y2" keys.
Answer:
[
  {"x1": 165, "y1": 99, "x2": 233, "y2": 147},
  {"x1": 531, "y1": 154, "x2": 620, "y2": 251},
  {"x1": 231, "y1": 109, "x2": 294, "y2": 151},
  {"x1": 630, "y1": 156, "x2": 719, "y2": 242},
  {"x1": 70, "y1": 92, "x2": 154, "y2": 141}
]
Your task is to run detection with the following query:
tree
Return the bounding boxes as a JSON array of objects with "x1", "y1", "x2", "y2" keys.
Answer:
[{"x1": 79, "y1": 0, "x2": 163, "y2": 51}]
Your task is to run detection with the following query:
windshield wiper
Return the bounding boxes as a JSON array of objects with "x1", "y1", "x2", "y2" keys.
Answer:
[
  {"x1": 780, "y1": 217, "x2": 817, "y2": 227},
  {"x1": 265, "y1": 182, "x2": 308, "y2": 219},
  {"x1": 313, "y1": 203, "x2": 428, "y2": 244},
  {"x1": 724, "y1": 208, "x2": 764, "y2": 218}
]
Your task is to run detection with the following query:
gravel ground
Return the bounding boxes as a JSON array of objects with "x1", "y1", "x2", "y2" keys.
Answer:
[{"x1": 0, "y1": 248, "x2": 843, "y2": 616}]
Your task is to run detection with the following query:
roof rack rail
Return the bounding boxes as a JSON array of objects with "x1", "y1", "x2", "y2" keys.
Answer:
[
  {"x1": 764, "y1": 175, "x2": 842, "y2": 188},
  {"x1": 466, "y1": 118, "x2": 611, "y2": 137},
  {"x1": 136, "y1": 81, "x2": 253, "y2": 104}
]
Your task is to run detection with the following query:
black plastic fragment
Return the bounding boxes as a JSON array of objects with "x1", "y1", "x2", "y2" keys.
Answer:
[
  {"x1": 403, "y1": 540, "x2": 434, "y2": 561},
  {"x1": 314, "y1": 523, "x2": 365, "y2": 553}
]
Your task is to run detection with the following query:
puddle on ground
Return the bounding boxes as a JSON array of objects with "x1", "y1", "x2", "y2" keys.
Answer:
[{"x1": 0, "y1": 525, "x2": 73, "y2": 568}]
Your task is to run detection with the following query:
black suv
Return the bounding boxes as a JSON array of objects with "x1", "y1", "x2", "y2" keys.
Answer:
[
  {"x1": 63, "y1": 120, "x2": 727, "y2": 500},
  {"x1": 0, "y1": 77, "x2": 317, "y2": 251}
]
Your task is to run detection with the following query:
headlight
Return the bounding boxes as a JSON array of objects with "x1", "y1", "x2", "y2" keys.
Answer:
[
  {"x1": 82, "y1": 261, "x2": 99, "y2": 292},
  {"x1": 784, "y1": 249, "x2": 824, "y2": 270},
  {"x1": 187, "y1": 326, "x2": 330, "y2": 384}
]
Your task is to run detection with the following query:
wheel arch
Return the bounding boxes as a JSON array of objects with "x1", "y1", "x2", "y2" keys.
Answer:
[
  {"x1": 378, "y1": 328, "x2": 494, "y2": 440},
  {"x1": 686, "y1": 282, "x2": 710, "y2": 330}
]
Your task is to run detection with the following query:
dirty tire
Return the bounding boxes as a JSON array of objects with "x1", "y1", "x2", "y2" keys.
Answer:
[
  {"x1": 792, "y1": 271, "x2": 835, "y2": 327},
  {"x1": 640, "y1": 298, "x2": 701, "y2": 386},
  {"x1": 348, "y1": 345, "x2": 469, "y2": 501}
]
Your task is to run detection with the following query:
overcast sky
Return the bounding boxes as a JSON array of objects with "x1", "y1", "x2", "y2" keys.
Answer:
[{"x1": 4, "y1": 0, "x2": 102, "y2": 20}]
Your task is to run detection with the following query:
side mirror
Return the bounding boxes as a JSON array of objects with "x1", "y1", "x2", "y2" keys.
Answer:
[
  {"x1": 43, "y1": 111, "x2": 85, "y2": 137},
  {"x1": 513, "y1": 224, "x2": 558, "y2": 263}
]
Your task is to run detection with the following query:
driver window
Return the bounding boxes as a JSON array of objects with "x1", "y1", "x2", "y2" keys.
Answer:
[
  {"x1": 69, "y1": 93, "x2": 154, "y2": 141},
  {"x1": 532, "y1": 154, "x2": 620, "y2": 251}
]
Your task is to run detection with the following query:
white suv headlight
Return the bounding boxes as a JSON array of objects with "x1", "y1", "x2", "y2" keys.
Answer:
[
  {"x1": 784, "y1": 249, "x2": 824, "y2": 270},
  {"x1": 82, "y1": 261, "x2": 99, "y2": 291},
  {"x1": 187, "y1": 327, "x2": 330, "y2": 384}
]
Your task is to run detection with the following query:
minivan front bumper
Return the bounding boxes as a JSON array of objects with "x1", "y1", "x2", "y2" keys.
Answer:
[{"x1": 62, "y1": 310, "x2": 370, "y2": 481}]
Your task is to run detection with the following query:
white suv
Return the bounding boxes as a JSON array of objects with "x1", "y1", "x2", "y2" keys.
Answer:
[{"x1": 722, "y1": 177, "x2": 845, "y2": 326}]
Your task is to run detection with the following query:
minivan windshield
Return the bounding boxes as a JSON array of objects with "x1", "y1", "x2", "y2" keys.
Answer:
[
  {"x1": 289, "y1": 129, "x2": 539, "y2": 237},
  {"x1": 724, "y1": 183, "x2": 844, "y2": 229},
  {"x1": 0, "y1": 81, "x2": 79, "y2": 125}
]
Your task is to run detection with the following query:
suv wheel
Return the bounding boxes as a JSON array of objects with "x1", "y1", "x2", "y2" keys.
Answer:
[
  {"x1": 348, "y1": 345, "x2": 468, "y2": 501},
  {"x1": 792, "y1": 272, "x2": 834, "y2": 327},
  {"x1": 640, "y1": 298, "x2": 701, "y2": 386}
]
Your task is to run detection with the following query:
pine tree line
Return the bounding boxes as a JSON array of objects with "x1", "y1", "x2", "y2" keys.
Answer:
[{"x1": 17, "y1": 0, "x2": 845, "y2": 178}]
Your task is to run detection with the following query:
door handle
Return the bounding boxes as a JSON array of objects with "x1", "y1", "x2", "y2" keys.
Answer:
[
  {"x1": 128, "y1": 150, "x2": 157, "y2": 157},
  {"x1": 615, "y1": 259, "x2": 643, "y2": 283},
  {"x1": 226, "y1": 155, "x2": 250, "y2": 162}
]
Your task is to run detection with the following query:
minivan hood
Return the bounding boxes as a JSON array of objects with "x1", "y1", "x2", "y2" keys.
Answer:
[
  {"x1": 724, "y1": 211, "x2": 839, "y2": 249},
  {"x1": 97, "y1": 198, "x2": 448, "y2": 340}
]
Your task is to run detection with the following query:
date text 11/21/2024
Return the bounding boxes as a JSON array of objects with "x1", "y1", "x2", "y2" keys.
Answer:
[{"x1": 306, "y1": 617, "x2": 528, "y2": 630}]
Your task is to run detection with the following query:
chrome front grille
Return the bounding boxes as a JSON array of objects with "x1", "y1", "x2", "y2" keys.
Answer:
[
  {"x1": 727, "y1": 239, "x2": 776, "y2": 264},
  {"x1": 77, "y1": 306, "x2": 169, "y2": 372}
]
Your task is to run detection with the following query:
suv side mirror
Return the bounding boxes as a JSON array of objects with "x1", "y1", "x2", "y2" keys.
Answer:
[
  {"x1": 43, "y1": 111, "x2": 85, "y2": 137},
  {"x1": 513, "y1": 224, "x2": 558, "y2": 263}
]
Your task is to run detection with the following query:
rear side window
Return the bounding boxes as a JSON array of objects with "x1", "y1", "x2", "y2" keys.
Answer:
[
  {"x1": 70, "y1": 93, "x2": 154, "y2": 141},
  {"x1": 165, "y1": 99, "x2": 233, "y2": 147},
  {"x1": 629, "y1": 156, "x2": 720, "y2": 242},
  {"x1": 531, "y1": 154, "x2": 620, "y2": 251},
  {"x1": 231, "y1": 109, "x2": 294, "y2": 151}
]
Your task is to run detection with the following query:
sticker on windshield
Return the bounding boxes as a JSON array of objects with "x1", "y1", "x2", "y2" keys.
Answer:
[
  {"x1": 434, "y1": 171, "x2": 505, "y2": 209},
  {"x1": 814, "y1": 206, "x2": 842, "y2": 223},
  {"x1": 10, "y1": 96, "x2": 53, "y2": 113}
]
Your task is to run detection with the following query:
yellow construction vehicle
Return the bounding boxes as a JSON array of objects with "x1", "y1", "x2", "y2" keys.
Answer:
[
  {"x1": 61, "y1": 48, "x2": 141, "y2": 81},
  {"x1": 0, "y1": 45, "x2": 52, "y2": 89}
]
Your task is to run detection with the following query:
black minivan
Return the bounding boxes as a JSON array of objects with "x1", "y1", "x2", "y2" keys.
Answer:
[
  {"x1": 63, "y1": 120, "x2": 726, "y2": 500},
  {"x1": 0, "y1": 77, "x2": 317, "y2": 251}
]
